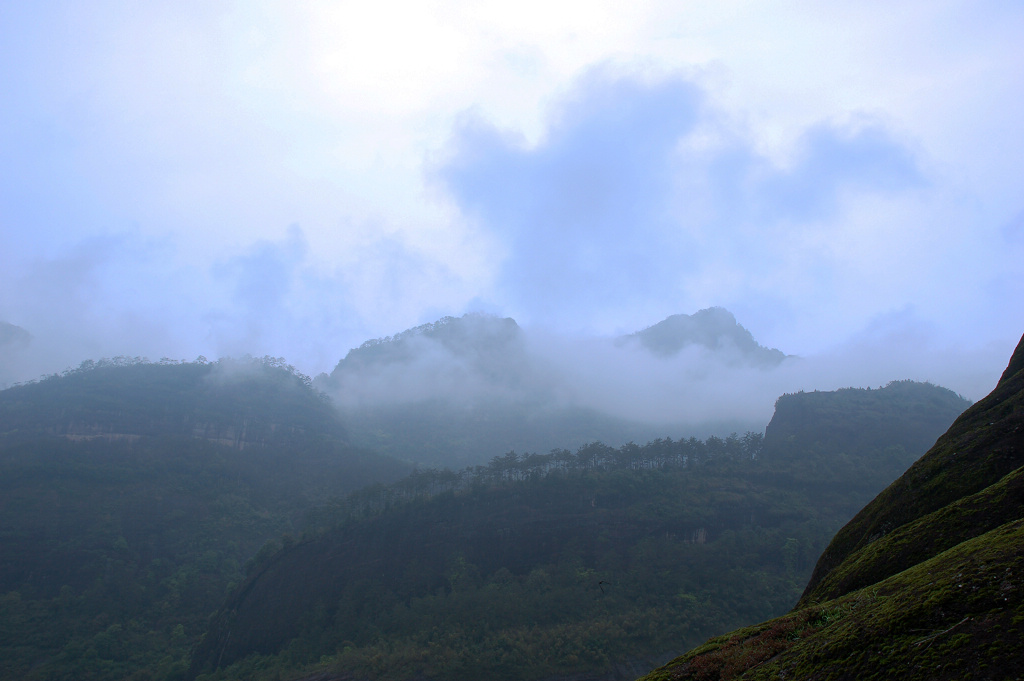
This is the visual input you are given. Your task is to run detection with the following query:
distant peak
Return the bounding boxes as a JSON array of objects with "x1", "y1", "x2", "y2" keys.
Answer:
[
  {"x1": 625, "y1": 307, "x2": 787, "y2": 367},
  {"x1": 356, "y1": 313, "x2": 519, "y2": 351},
  {"x1": 334, "y1": 313, "x2": 523, "y2": 373},
  {"x1": 0, "y1": 321, "x2": 32, "y2": 348}
]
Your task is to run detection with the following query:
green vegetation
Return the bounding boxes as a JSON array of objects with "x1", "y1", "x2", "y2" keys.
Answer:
[
  {"x1": 0, "y1": 357, "x2": 409, "y2": 681},
  {"x1": 639, "y1": 332, "x2": 1024, "y2": 681},
  {"x1": 188, "y1": 381, "x2": 968, "y2": 681},
  {"x1": 0, "y1": 355, "x2": 343, "y2": 445},
  {"x1": 639, "y1": 519, "x2": 1024, "y2": 681}
]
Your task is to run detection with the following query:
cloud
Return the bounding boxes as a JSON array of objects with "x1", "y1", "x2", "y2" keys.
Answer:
[
  {"x1": 753, "y1": 121, "x2": 925, "y2": 222},
  {"x1": 436, "y1": 69, "x2": 927, "y2": 332},
  {"x1": 438, "y1": 70, "x2": 703, "y2": 325},
  {"x1": 317, "y1": 309, "x2": 1002, "y2": 451},
  {"x1": 0, "y1": 222, "x2": 483, "y2": 386}
]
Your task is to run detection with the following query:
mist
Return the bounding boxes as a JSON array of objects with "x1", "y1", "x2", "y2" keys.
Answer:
[
  {"x1": 2, "y1": 2, "x2": 1022, "y2": 419},
  {"x1": 314, "y1": 310, "x2": 1001, "y2": 447}
]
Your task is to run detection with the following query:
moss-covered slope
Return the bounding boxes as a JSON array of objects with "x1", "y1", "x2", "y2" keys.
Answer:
[
  {"x1": 641, "y1": 518, "x2": 1024, "y2": 681},
  {"x1": 799, "y1": 334, "x2": 1024, "y2": 605},
  {"x1": 639, "y1": 332, "x2": 1024, "y2": 681}
]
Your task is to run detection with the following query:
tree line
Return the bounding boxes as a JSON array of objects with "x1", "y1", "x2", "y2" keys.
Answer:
[{"x1": 312, "y1": 431, "x2": 764, "y2": 527}]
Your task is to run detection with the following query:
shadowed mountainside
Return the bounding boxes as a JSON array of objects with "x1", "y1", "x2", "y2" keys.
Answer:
[
  {"x1": 762, "y1": 379, "x2": 970, "y2": 465},
  {"x1": 0, "y1": 357, "x2": 344, "y2": 446},
  {"x1": 0, "y1": 358, "x2": 410, "y2": 681},
  {"x1": 638, "y1": 331, "x2": 1024, "y2": 681}
]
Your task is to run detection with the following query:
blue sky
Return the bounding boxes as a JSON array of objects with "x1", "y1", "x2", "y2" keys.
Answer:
[{"x1": 1, "y1": 1, "x2": 1022, "y2": 399}]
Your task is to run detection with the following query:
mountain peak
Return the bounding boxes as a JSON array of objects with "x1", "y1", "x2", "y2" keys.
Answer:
[
  {"x1": 336, "y1": 313, "x2": 522, "y2": 371},
  {"x1": 626, "y1": 307, "x2": 787, "y2": 367},
  {"x1": 0, "y1": 321, "x2": 32, "y2": 348}
]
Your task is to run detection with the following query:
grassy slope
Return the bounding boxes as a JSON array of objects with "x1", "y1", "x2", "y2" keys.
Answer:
[
  {"x1": 641, "y1": 518, "x2": 1024, "y2": 681},
  {"x1": 799, "y1": 357, "x2": 1024, "y2": 606},
  {"x1": 639, "y1": 332, "x2": 1024, "y2": 681}
]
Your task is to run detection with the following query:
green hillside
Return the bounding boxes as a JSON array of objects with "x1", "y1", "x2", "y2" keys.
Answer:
[
  {"x1": 0, "y1": 356, "x2": 343, "y2": 445},
  {"x1": 187, "y1": 382, "x2": 968, "y2": 681},
  {"x1": 0, "y1": 358, "x2": 410, "y2": 681},
  {"x1": 638, "y1": 332, "x2": 1024, "y2": 681}
]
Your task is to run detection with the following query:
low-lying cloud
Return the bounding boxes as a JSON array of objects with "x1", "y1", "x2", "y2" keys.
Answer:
[{"x1": 318, "y1": 311, "x2": 1004, "y2": 444}]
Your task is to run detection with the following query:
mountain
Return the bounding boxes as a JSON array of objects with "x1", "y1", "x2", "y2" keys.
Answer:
[
  {"x1": 0, "y1": 320, "x2": 32, "y2": 349},
  {"x1": 0, "y1": 357, "x2": 410, "y2": 681},
  {"x1": 0, "y1": 356, "x2": 346, "y2": 446},
  {"x1": 337, "y1": 313, "x2": 526, "y2": 378},
  {"x1": 638, "y1": 332, "x2": 1024, "y2": 681},
  {"x1": 187, "y1": 382, "x2": 968, "y2": 681},
  {"x1": 623, "y1": 308, "x2": 787, "y2": 367},
  {"x1": 762, "y1": 379, "x2": 972, "y2": 466},
  {"x1": 0, "y1": 321, "x2": 33, "y2": 386},
  {"x1": 317, "y1": 311, "x2": 782, "y2": 468}
]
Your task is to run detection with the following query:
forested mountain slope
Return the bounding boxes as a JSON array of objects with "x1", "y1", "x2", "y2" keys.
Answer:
[
  {"x1": 638, "y1": 332, "x2": 1024, "y2": 681},
  {"x1": 188, "y1": 381, "x2": 968, "y2": 681},
  {"x1": 0, "y1": 358, "x2": 410, "y2": 681},
  {"x1": 0, "y1": 356, "x2": 342, "y2": 445}
]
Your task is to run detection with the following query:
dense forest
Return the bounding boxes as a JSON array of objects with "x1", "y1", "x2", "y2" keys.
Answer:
[
  {"x1": 189, "y1": 381, "x2": 969, "y2": 681},
  {"x1": 0, "y1": 358, "x2": 410, "y2": 681}
]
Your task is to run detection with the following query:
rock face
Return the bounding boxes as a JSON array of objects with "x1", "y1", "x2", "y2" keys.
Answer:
[
  {"x1": 638, "y1": 331, "x2": 1024, "y2": 681},
  {"x1": 624, "y1": 307, "x2": 787, "y2": 367}
]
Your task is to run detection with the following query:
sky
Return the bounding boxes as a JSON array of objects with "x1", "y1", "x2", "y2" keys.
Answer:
[{"x1": 1, "y1": 0, "x2": 1022, "y2": 401}]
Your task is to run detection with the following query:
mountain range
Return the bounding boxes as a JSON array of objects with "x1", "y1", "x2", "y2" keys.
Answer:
[
  {"x1": 317, "y1": 309, "x2": 790, "y2": 467},
  {"x1": 2, "y1": 313, "x2": 1014, "y2": 681}
]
